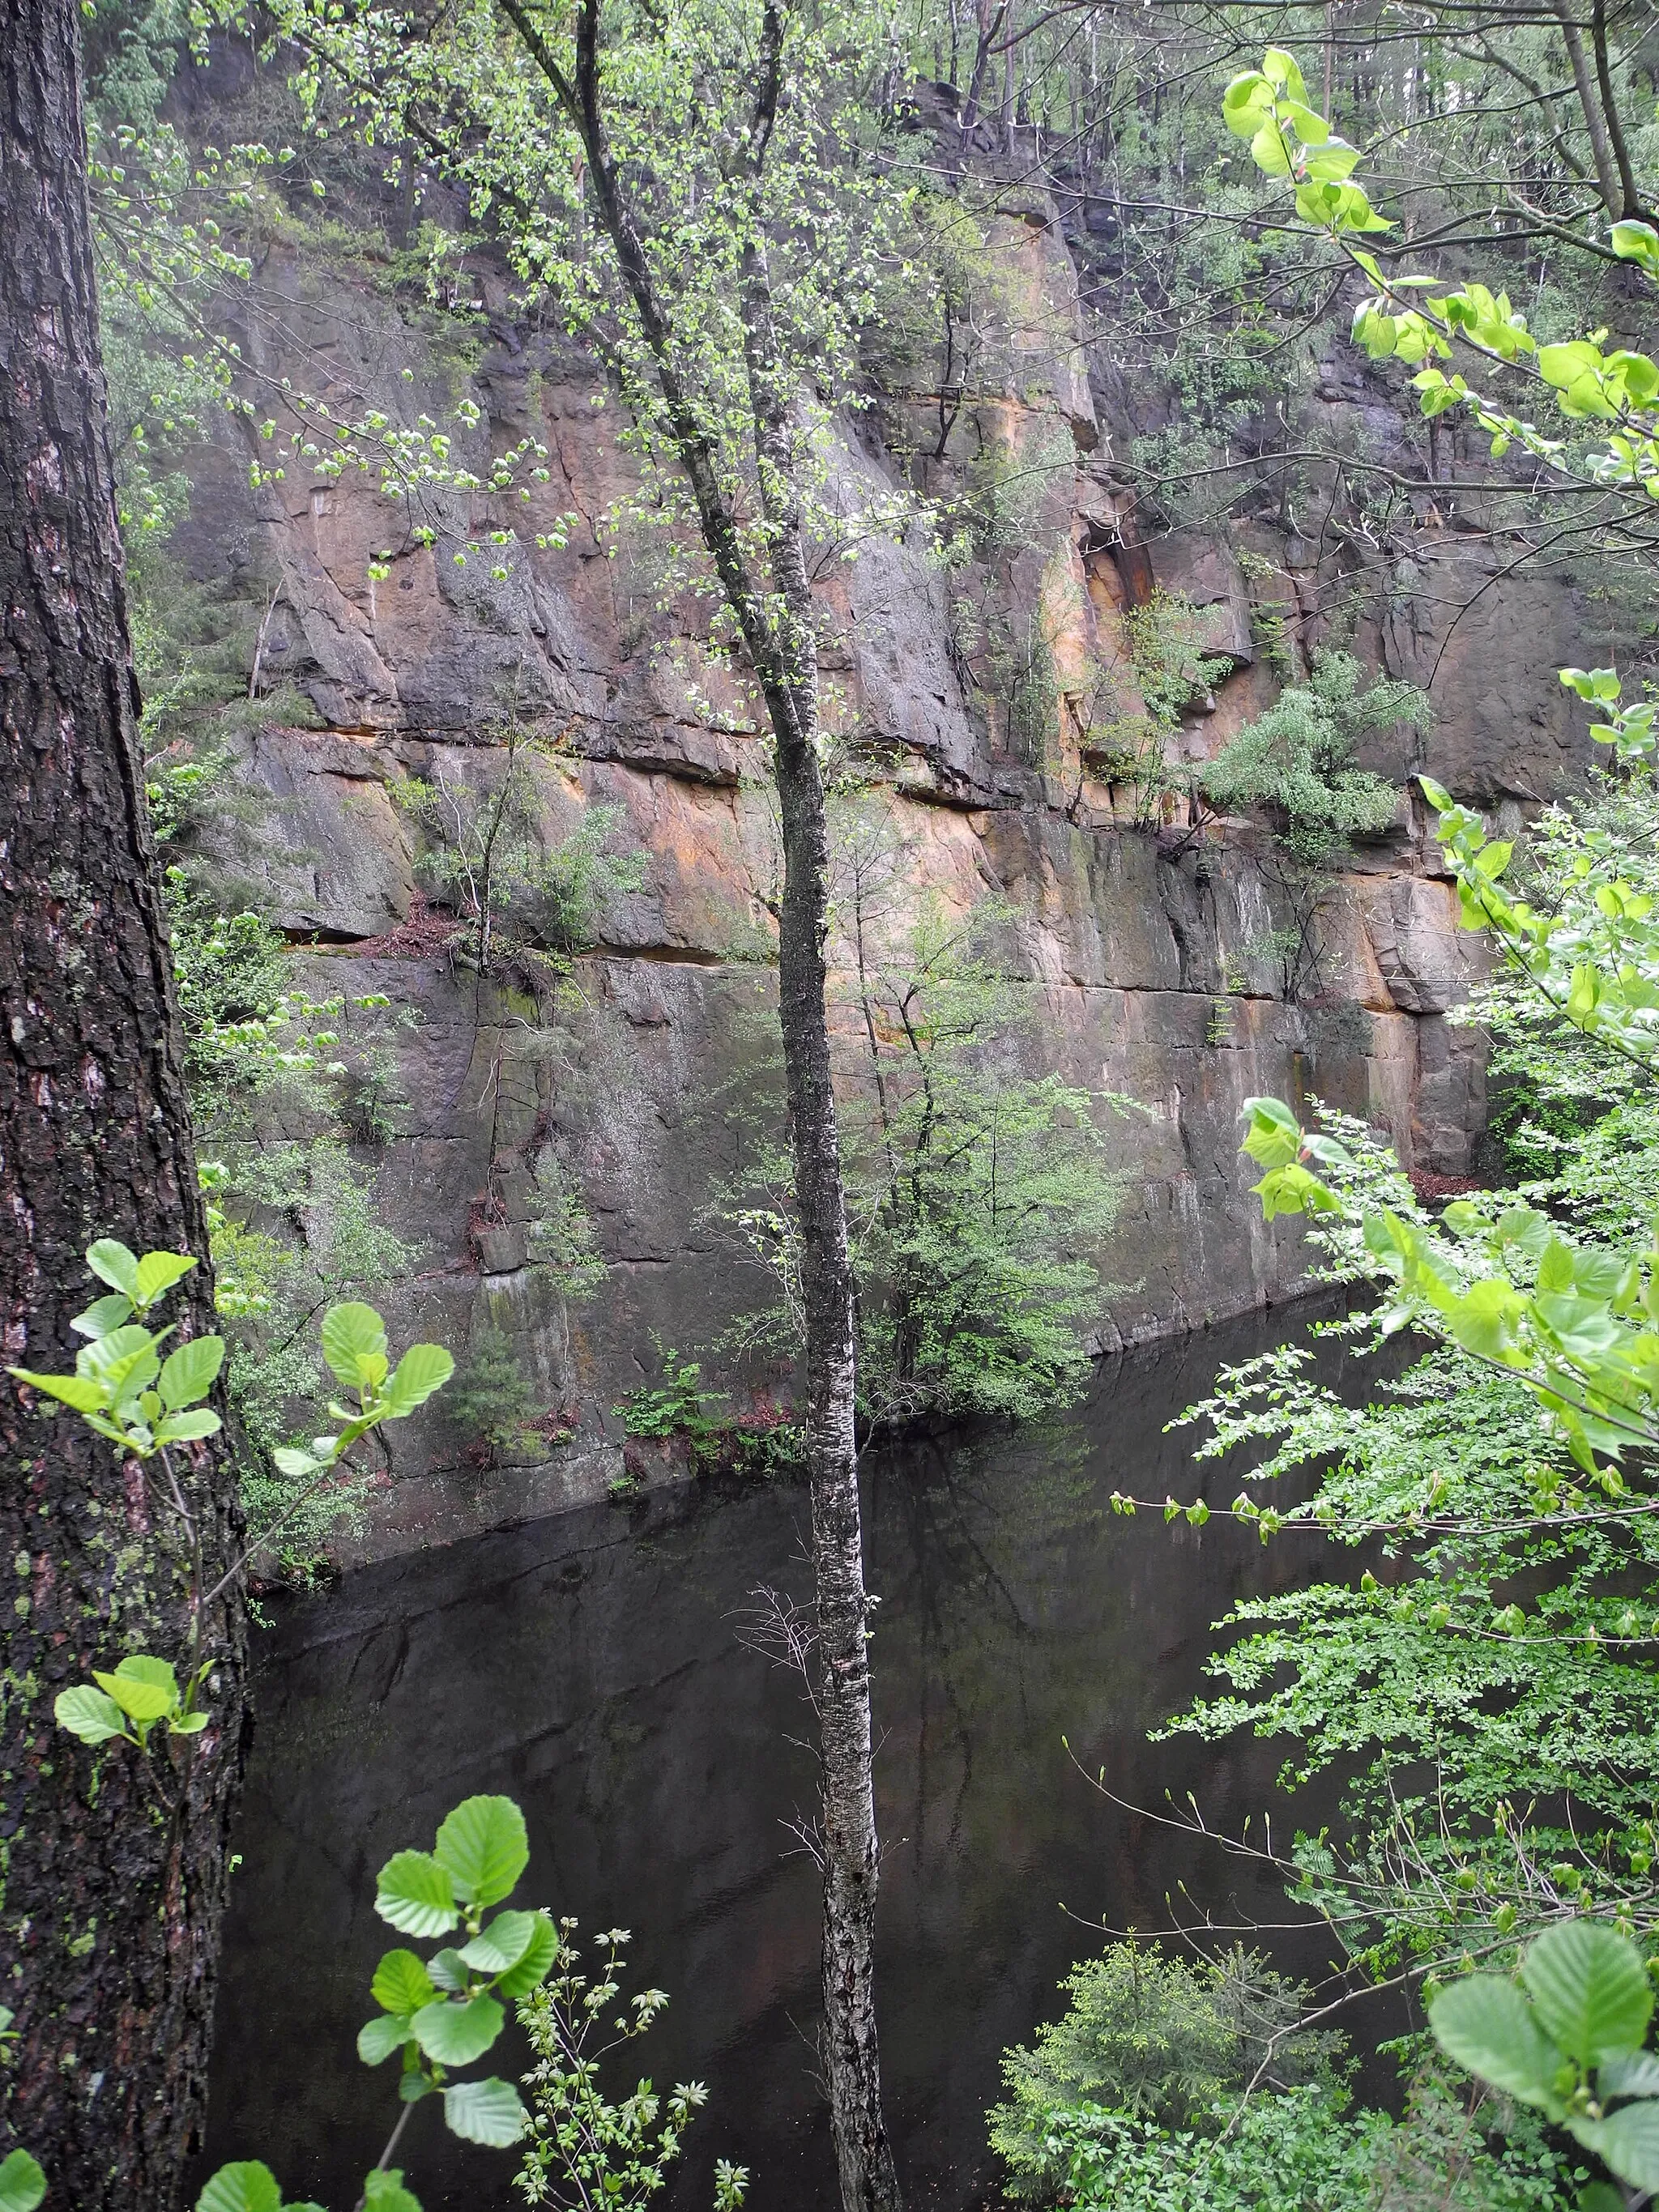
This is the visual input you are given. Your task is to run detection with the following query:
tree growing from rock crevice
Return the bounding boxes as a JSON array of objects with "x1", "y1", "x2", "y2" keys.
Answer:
[{"x1": 0, "y1": 0, "x2": 246, "y2": 2197}]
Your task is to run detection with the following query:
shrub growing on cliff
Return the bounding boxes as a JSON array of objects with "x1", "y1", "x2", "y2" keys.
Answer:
[
  {"x1": 1202, "y1": 650, "x2": 1423, "y2": 993},
  {"x1": 399, "y1": 721, "x2": 644, "y2": 982},
  {"x1": 719, "y1": 798, "x2": 1126, "y2": 1426}
]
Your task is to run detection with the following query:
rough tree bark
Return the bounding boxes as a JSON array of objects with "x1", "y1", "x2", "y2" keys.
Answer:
[
  {"x1": 490, "y1": 5, "x2": 903, "y2": 2206},
  {"x1": 0, "y1": 2, "x2": 247, "y2": 2201}
]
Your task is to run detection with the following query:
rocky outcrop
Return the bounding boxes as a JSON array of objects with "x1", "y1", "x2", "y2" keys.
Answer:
[{"x1": 172, "y1": 180, "x2": 1594, "y2": 1558}]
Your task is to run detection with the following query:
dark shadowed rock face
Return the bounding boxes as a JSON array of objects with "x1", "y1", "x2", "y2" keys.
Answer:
[{"x1": 174, "y1": 196, "x2": 1592, "y2": 1557}]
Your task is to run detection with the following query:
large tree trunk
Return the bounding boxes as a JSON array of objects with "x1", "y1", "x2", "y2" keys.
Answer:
[{"x1": 0, "y1": 4, "x2": 247, "y2": 2201}]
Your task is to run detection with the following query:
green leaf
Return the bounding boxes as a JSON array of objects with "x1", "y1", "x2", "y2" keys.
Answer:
[
  {"x1": 1523, "y1": 1921, "x2": 1653, "y2": 2065},
  {"x1": 1601, "y1": 2050, "x2": 1659, "y2": 2098},
  {"x1": 134, "y1": 1251, "x2": 198, "y2": 1306},
  {"x1": 1260, "y1": 45, "x2": 1308, "y2": 100},
  {"x1": 494, "y1": 1910, "x2": 558, "y2": 1998},
  {"x1": 196, "y1": 2164, "x2": 284, "y2": 2212},
  {"x1": 458, "y1": 1909, "x2": 538, "y2": 1975},
  {"x1": 0, "y1": 2150, "x2": 45, "y2": 2212},
  {"x1": 320, "y1": 1302, "x2": 389, "y2": 1391},
  {"x1": 375, "y1": 1849, "x2": 458, "y2": 1937},
  {"x1": 425, "y1": 1948, "x2": 470, "y2": 1993},
  {"x1": 1578, "y1": 2187, "x2": 1626, "y2": 2212},
  {"x1": 1429, "y1": 1974, "x2": 1567, "y2": 2112},
  {"x1": 372, "y1": 1949, "x2": 437, "y2": 2014},
  {"x1": 92, "y1": 1659, "x2": 177, "y2": 1724},
  {"x1": 86, "y1": 1239, "x2": 140, "y2": 1298},
  {"x1": 170, "y1": 1709, "x2": 210, "y2": 1736},
  {"x1": 1574, "y1": 2101, "x2": 1659, "y2": 2190},
  {"x1": 442, "y1": 2075, "x2": 528, "y2": 2147},
  {"x1": 361, "y1": 2172, "x2": 422, "y2": 2212},
  {"x1": 410, "y1": 1991, "x2": 505, "y2": 2066},
  {"x1": 54, "y1": 1683, "x2": 129, "y2": 1743},
  {"x1": 271, "y1": 1446, "x2": 323, "y2": 1479},
  {"x1": 380, "y1": 1343, "x2": 454, "y2": 1418},
  {"x1": 9, "y1": 1368, "x2": 108, "y2": 1413},
  {"x1": 1250, "y1": 117, "x2": 1292, "y2": 177},
  {"x1": 156, "y1": 1409, "x2": 222, "y2": 1444},
  {"x1": 357, "y1": 2013, "x2": 416, "y2": 2065},
  {"x1": 434, "y1": 1795, "x2": 528, "y2": 1908},
  {"x1": 70, "y1": 1293, "x2": 134, "y2": 1340},
  {"x1": 159, "y1": 1336, "x2": 225, "y2": 1409}
]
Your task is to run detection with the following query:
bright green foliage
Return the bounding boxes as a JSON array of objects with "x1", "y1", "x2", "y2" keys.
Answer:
[
  {"x1": 1223, "y1": 57, "x2": 1659, "y2": 508},
  {"x1": 515, "y1": 1922, "x2": 748, "y2": 2212},
  {"x1": 612, "y1": 1347, "x2": 803, "y2": 1481},
  {"x1": 196, "y1": 2164, "x2": 327, "y2": 2212},
  {"x1": 1202, "y1": 651, "x2": 1420, "y2": 995},
  {"x1": 11, "y1": 1236, "x2": 215, "y2": 1417},
  {"x1": 1427, "y1": 673, "x2": 1659, "y2": 1080},
  {"x1": 193, "y1": 1798, "x2": 546, "y2": 2210},
  {"x1": 0, "y1": 2150, "x2": 46, "y2": 2212},
  {"x1": 13, "y1": 1247, "x2": 452, "y2": 1747},
  {"x1": 1202, "y1": 651, "x2": 1419, "y2": 867},
  {"x1": 1158, "y1": 657, "x2": 1659, "y2": 1980},
  {"x1": 988, "y1": 1940, "x2": 1335, "y2": 2196},
  {"x1": 359, "y1": 1796, "x2": 543, "y2": 2143},
  {"x1": 1431, "y1": 1921, "x2": 1659, "y2": 2193},
  {"x1": 1016, "y1": 2083, "x2": 1580, "y2": 2212}
]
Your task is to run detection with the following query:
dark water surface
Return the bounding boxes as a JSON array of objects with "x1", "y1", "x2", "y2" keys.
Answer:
[{"x1": 202, "y1": 1304, "x2": 1358, "y2": 2212}]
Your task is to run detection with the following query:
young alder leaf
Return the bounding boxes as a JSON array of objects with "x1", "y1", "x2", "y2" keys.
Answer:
[
  {"x1": 86, "y1": 1239, "x2": 141, "y2": 1298},
  {"x1": 71, "y1": 1292, "x2": 135, "y2": 1340},
  {"x1": 320, "y1": 1302, "x2": 389, "y2": 1390},
  {"x1": 375, "y1": 1849, "x2": 458, "y2": 1937},
  {"x1": 9, "y1": 1368, "x2": 108, "y2": 1414},
  {"x1": 54, "y1": 1684, "x2": 129, "y2": 1743},
  {"x1": 92, "y1": 1662, "x2": 177, "y2": 1724},
  {"x1": 441, "y1": 2075, "x2": 528, "y2": 2147},
  {"x1": 434, "y1": 1794, "x2": 528, "y2": 1908},
  {"x1": 271, "y1": 1446, "x2": 323, "y2": 1480},
  {"x1": 426, "y1": 1948, "x2": 470, "y2": 1993},
  {"x1": 156, "y1": 1409, "x2": 223, "y2": 1444},
  {"x1": 411, "y1": 1991, "x2": 505, "y2": 2067},
  {"x1": 371, "y1": 1949, "x2": 437, "y2": 2015},
  {"x1": 1522, "y1": 1920, "x2": 1653, "y2": 2066},
  {"x1": 381, "y1": 1343, "x2": 454, "y2": 1418},
  {"x1": 0, "y1": 2152, "x2": 45, "y2": 2212},
  {"x1": 134, "y1": 1251, "x2": 198, "y2": 1306},
  {"x1": 159, "y1": 1336, "x2": 225, "y2": 1409},
  {"x1": 458, "y1": 1908, "x2": 538, "y2": 1975},
  {"x1": 357, "y1": 2013, "x2": 416, "y2": 2066},
  {"x1": 1600, "y1": 2050, "x2": 1659, "y2": 2098},
  {"x1": 493, "y1": 1911, "x2": 557, "y2": 1999},
  {"x1": 171, "y1": 1710, "x2": 210, "y2": 1736},
  {"x1": 196, "y1": 2163, "x2": 284, "y2": 2212},
  {"x1": 1578, "y1": 2187, "x2": 1626, "y2": 2212},
  {"x1": 1575, "y1": 2101, "x2": 1659, "y2": 2191},
  {"x1": 1429, "y1": 1974, "x2": 1567, "y2": 2113},
  {"x1": 361, "y1": 2172, "x2": 422, "y2": 2212}
]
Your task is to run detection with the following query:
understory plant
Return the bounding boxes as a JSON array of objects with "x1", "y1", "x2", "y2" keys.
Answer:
[{"x1": 515, "y1": 1922, "x2": 748, "y2": 2212}]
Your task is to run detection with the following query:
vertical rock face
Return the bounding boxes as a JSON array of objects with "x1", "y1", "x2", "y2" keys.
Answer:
[{"x1": 171, "y1": 183, "x2": 1590, "y2": 1555}]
